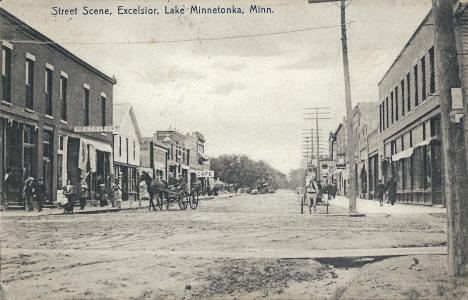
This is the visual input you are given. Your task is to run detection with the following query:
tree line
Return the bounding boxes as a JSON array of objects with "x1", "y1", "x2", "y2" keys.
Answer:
[{"x1": 210, "y1": 154, "x2": 288, "y2": 190}]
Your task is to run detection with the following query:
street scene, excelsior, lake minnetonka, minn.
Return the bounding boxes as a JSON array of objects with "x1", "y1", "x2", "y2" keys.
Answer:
[{"x1": 1, "y1": 0, "x2": 468, "y2": 299}]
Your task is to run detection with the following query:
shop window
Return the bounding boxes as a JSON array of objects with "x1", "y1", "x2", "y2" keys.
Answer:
[
  {"x1": 23, "y1": 125, "x2": 34, "y2": 145},
  {"x1": 25, "y1": 59, "x2": 34, "y2": 109},
  {"x1": 57, "y1": 154, "x2": 62, "y2": 189},
  {"x1": 429, "y1": 47, "x2": 436, "y2": 94},
  {"x1": 60, "y1": 76, "x2": 67, "y2": 121},
  {"x1": 402, "y1": 160, "x2": 406, "y2": 190},
  {"x1": 423, "y1": 122, "x2": 427, "y2": 140},
  {"x1": 43, "y1": 131, "x2": 51, "y2": 157},
  {"x1": 2, "y1": 46, "x2": 12, "y2": 102},
  {"x1": 430, "y1": 115, "x2": 440, "y2": 137}
]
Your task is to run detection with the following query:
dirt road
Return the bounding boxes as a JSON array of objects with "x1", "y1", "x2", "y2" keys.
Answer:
[{"x1": 1, "y1": 190, "x2": 466, "y2": 299}]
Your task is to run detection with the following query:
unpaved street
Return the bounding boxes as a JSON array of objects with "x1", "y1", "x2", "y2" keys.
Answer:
[{"x1": 1, "y1": 190, "x2": 466, "y2": 299}]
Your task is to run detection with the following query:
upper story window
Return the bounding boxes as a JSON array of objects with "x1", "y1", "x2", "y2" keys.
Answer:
[
  {"x1": 83, "y1": 84, "x2": 90, "y2": 126},
  {"x1": 406, "y1": 73, "x2": 411, "y2": 112},
  {"x1": 133, "y1": 141, "x2": 136, "y2": 159},
  {"x1": 100, "y1": 93, "x2": 106, "y2": 127},
  {"x1": 60, "y1": 73, "x2": 68, "y2": 121},
  {"x1": 119, "y1": 136, "x2": 122, "y2": 156},
  {"x1": 414, "y1": 64, "x2": 419, "y2": 106},
  {"x1": 395, "y1": 87, "x2": 399, "y2": 122},
  {"x1": 429, "y1": 47, "x2": 435, "y2": 94},
  {"x1": 2, "y1": 44, "x2": 12, "y2": 102},
  {"x1": 45, "y1": 66, "x2": 53, "y2": 115},
  {"x1": 401, "y1": 80, "x2": 405, "y2": 117},
  {"x1": 421, "y1": 56, "x2": 427, "y2": 101},
  {"x1": 385, "y1": 97, "x2": 389, "y2": 128},
  {"x1": 379, "y1": 104, "x2": 382, "y2": 132},
  {"x1": 25, "y1": 56, "x2": 35, "y2": 110},
  {"x1": 390, "y1": 92, "x2": 394, "y2": 124}
]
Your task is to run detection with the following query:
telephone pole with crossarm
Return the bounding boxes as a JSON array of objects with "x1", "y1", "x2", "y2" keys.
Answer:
[{"x1": 308, "y1": 0, "x2": 357, "y2": 213}]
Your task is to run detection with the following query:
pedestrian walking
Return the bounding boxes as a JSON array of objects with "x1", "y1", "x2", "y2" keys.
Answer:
[
  {"x1": 63, "y1": 179, "x2": 75, "y2": 214},
  {"x1": 376, "y1": 179, "x2": 386, "y2": 206},
  {"x1": 79, "y1": 181, "x2": 88, "y2": 210},
  {"x1": 33, "y1": 178, "x2": 46, "y2": 212},
  {"x1": 23, "y1": 176, "x2": 35, "y2": 211},
  {"x1": 386, "y1": 176, "x2": 397, "y2": 206}
]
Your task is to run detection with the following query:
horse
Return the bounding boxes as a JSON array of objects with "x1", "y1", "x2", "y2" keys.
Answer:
[{"x1": 140, "y1": 171, "x2": 167, "y2": 211}]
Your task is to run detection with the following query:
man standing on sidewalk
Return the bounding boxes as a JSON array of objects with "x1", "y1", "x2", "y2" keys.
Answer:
[
  {"x1": 34, "y1": 178, "x2": 46, "y2": 212},
  {"x1": 386, "y1": 176, "x2": 397, "y2": 206},
  {"x1": 376, "y1": 179, "x2": 386, "y2": 206}
]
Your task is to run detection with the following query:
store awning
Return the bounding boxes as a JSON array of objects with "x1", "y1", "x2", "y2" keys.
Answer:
[
  {"x1": 392, "y1": 148, "x2": 414, "y2": 162},
  {"x1": 82, "y1": 138, "x2": 112, "y2": 153},
  {"x1": 391, "y1": 137, "x2": 438, "y2": 162}
]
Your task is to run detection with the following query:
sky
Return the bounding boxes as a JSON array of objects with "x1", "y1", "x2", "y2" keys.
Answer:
[{"x1": 1, "y1": 0, "x2": 432, "y2": 174}]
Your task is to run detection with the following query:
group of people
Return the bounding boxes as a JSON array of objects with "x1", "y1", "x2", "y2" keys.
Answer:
[
  {"x1": 22, "y1": 176, "x2": 47, "y2": 212},
  {"x1": 375, "y1": 176, "x2": 397, "y2": 206}
]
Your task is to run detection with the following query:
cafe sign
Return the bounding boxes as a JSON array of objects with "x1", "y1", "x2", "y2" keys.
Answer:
[
  {"x1": 74, "y1": 126, "x2": 119, "y2": 132},
  {"x1": 197, "y1": 170, "x2": 214, "y2": 178}
]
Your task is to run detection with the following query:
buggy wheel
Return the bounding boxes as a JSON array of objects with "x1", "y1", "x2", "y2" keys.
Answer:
[
  {"x1": 190, "y1": 191, "x2": 199, "y2": 210},
  {"x1": 178, "y1": 192, "x2": 188, "y2": 210}
]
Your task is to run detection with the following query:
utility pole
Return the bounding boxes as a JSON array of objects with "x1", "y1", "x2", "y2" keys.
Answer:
[
  {"x1": 304, "y1": 107, "x2": 330, "y2": 181},
  {"x1": 432, "y1": 0, "x2": 468, "y2": 276},
  {"x1": 308, "y1": 0, "x2": 357, "y2": 213}
]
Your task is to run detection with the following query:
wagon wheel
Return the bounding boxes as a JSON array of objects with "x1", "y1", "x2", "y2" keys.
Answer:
[
  {"x1": 190, "y1": 190, "x2": 198, "y2": 210},
  {"x1": 178, "y1": 191, "x2": 188, "y2": 210},
  {"x1": 156, "y1": 193, "x2": 163, "y2": 210}
]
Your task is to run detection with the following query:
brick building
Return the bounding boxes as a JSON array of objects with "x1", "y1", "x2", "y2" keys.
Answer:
[
  {"x1": 0, "y1": 8, "x2": 116, "y2": 208},
  {"x1": 140, "y1": 138, "x2": 169, "y2": 181},
  {"x1": 352, "y1": 102, "x2": 380, "y2": 199},
  {"x1": 156, "y1": 130, "x2": 190, "y2": 185},
  {"x1": 378, "y1": 10, "x2": 443, "y2": 205}
]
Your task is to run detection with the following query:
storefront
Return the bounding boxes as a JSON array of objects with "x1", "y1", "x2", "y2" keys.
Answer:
[
  {"x1": 60, "y1": 136, "x2": 113, "y2": 204},
  {"x1": 1, "y1": 119, "x2": 39, "y2": 208},
  {"x1": 391, "y1": 137, "x2": 443, "y2": 205}
]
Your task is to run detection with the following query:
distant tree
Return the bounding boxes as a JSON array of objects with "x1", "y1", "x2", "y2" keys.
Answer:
[{"x1": 210, "y1": 155, "x2": 287, "y2": 190}]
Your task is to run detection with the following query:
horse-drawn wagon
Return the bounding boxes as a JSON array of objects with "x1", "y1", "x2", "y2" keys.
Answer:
[{"x1": 141, "y1": 172, "x2": 199, "y2": 211}]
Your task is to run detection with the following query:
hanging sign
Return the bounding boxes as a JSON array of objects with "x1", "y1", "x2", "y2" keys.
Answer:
[{"x1": 197, "y1": 170, "x2": 214, "y2": 178}]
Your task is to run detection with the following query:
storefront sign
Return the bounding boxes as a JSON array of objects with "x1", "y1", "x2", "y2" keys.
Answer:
[
  {"x1": 197, "y1": 170, "x2": 214, "y2": 178},
  {"x1": 74, "y1": 126, "x2": 119, "y2": 132}
]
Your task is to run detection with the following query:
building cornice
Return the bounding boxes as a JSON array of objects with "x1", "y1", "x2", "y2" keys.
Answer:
[{"x1": 0, "y1": 8, "x2": 116, "y2": 85}]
